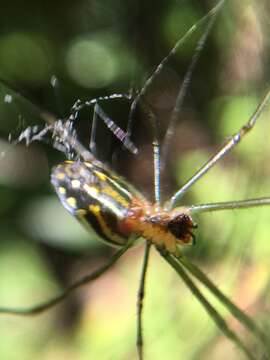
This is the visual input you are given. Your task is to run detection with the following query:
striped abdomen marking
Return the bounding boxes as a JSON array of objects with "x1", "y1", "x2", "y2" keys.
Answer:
[{"x1": 51, "y1": 161, "x2": 140, "y2": 247}]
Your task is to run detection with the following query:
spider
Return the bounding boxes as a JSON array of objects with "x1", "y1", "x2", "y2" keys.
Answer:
[{"x1": 0, "y1": 0, "x2": 270, "y2": 359}]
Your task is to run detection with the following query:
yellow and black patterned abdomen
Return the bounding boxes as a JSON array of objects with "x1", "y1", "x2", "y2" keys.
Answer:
[{"x1": 51, "y1": 161, "x2": 138, "y2": 247}]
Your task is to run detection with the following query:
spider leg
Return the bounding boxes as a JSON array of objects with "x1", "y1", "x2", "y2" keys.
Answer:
[
  {"x1": 136, "y1": 82, "x2": 166, "y2": 357},
  {"x1": 89, "y1": 103, "x2": 98, "y2": 156},
  {"x1": 127, "y1": 0, "x2": 225, "y2": 144},
  {"x1": 70, "y1": 93, "x2": 131, "y2": 114},
  {"x1": 12, "y1": 124, "x2": 52, "y2": 146},
  {"x1": 161, "y1": 1, "x2": 222, "y2": 167},
  {"x1": 69, "y1": 93, "x2": 131, "y2": 125},
  {"x1": 136, "y1": 104, "x2": 161, "y2": 359},
  {"x1": 0, "y1": 79, "x2": 96, "y2": 162},
  {"x1": 187, "y1": 197, "x2": 270, "y2": 214},
  {"x1": 168, "y1": 89, "x2": 270, "y2": 209},
  {"x1": 135, "y1": 5, "x2": 226, "y2": 353},
  {"x1": 0, "y1": 241, "x2": 132, "y2": 316},
  {"x1": 93, "y1": 102, "x2": 138, "y2": 154},
  {"x1": 69, "y1": 94, "x2": 137, "y2": 154},
  {"x1": 153, "y1": 138, "x2": 161, "y2": 204},
  {"x1": 41, "y1": 112, "x2": 98, "y2": 162},
  {"x1": 137, "y1": 242, "x2": 151, "y2": 360},
  {"x1": 1, "y1": 79, "x2": 135, "y2": 161},
  {"x1": 161, "y1": 253, "x2": 263, "y2": 360}
]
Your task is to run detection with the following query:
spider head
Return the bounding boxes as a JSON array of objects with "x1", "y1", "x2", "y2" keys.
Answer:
[
  {"x1": 167, "y1": 210, "x2": 197, "y2": 245},
  {"x1": 148, "y1": 208, "x2": 197, "y2": 247}
]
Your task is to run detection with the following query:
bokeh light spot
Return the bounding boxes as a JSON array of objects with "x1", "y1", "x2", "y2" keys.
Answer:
[
  {"x1": 66, "y1": 32, "x2": 140, "y2": 88},
  {"x1": 66, "y1": 34, "x2": 118, "y2": 88},
  {"x1": 0, "y1": 32, "x2": 52, "y2": 83}
]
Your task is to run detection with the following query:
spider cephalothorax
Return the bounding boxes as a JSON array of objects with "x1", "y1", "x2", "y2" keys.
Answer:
[{"x1": 121, "y1": 205, "x2": 196, "y2": 255}]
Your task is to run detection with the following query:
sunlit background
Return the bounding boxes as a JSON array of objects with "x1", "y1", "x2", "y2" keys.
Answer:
[{"x1": 0, "y1": 0, "x2": 270, "y2": 359}]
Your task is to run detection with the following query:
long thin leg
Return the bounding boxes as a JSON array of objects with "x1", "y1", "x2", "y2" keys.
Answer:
[
  {"x1": 161, "y1": 252, "x2": 258, "y2": 360},
  {"x1": 136, "y1": 114, "x2": 160, "y2": 359},
  {"x1": 161, "y1": 2, "x2": 222, "y2": 167},
  {"x1": 177, "y1": 255, "x2": 267, "y2": 345},
  {"x1": 187, "y1": 196, "x2": 270, "y2": 214},
  {"x1": 137, "y1": 242, "x2": 151, "y2": 360},
  {"x1": 89, "y1": 103, "x2": 98, "y2": 155},
  {"x1": 41, "y1": 112, "x2": 97, "y2": 163},
  {"x1": 126, "y1": 0, "x2": 225, "y2": 138},
  {"x1": 0, "y1": 243, "x2": 131, "y2": 316},
  {"x1": 136, "y1": 89, "x2": 164, "y2": 359},
  {"x1": 0, "y1": 79, "x2": 96, "y2": 162},
  {"x1": 1, "y1": 81, "x2": 136, "y2": 162},
  {"x1": 168, "y1": 89, "x2": 270, "y2": 209},
  {"x1": 153, "y1": 139, "x2": 161, "y2": 204},
  {"x1": 0, "y1": 79, "x2": 135, "y2": 158},
  {"x1": 69, "y1": 93, "x2": 131, "y2": 130},
  {"x1": 70, "y1": 98, "x2": 138, "y2": 154},
  {"x1": 70, "y1": 93, "x2": 131, "y2": 116},
  {"x1": 93, "y1": 103, "x2": 138, "y2": 154}
]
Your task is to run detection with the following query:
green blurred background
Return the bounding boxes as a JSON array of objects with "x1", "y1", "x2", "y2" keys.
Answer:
[{"x1": 0, "y1": 0, "x2": 270, "y2": 359}]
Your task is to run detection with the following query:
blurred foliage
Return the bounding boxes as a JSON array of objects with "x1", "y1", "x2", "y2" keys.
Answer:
[{"x1": 0, "y1": 0, "x2": 270, "y2": 359}]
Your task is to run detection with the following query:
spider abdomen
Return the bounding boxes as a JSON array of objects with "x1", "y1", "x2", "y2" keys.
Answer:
[{"x1": 51, "y1": 160, "x2": 139, "y2": 247}]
